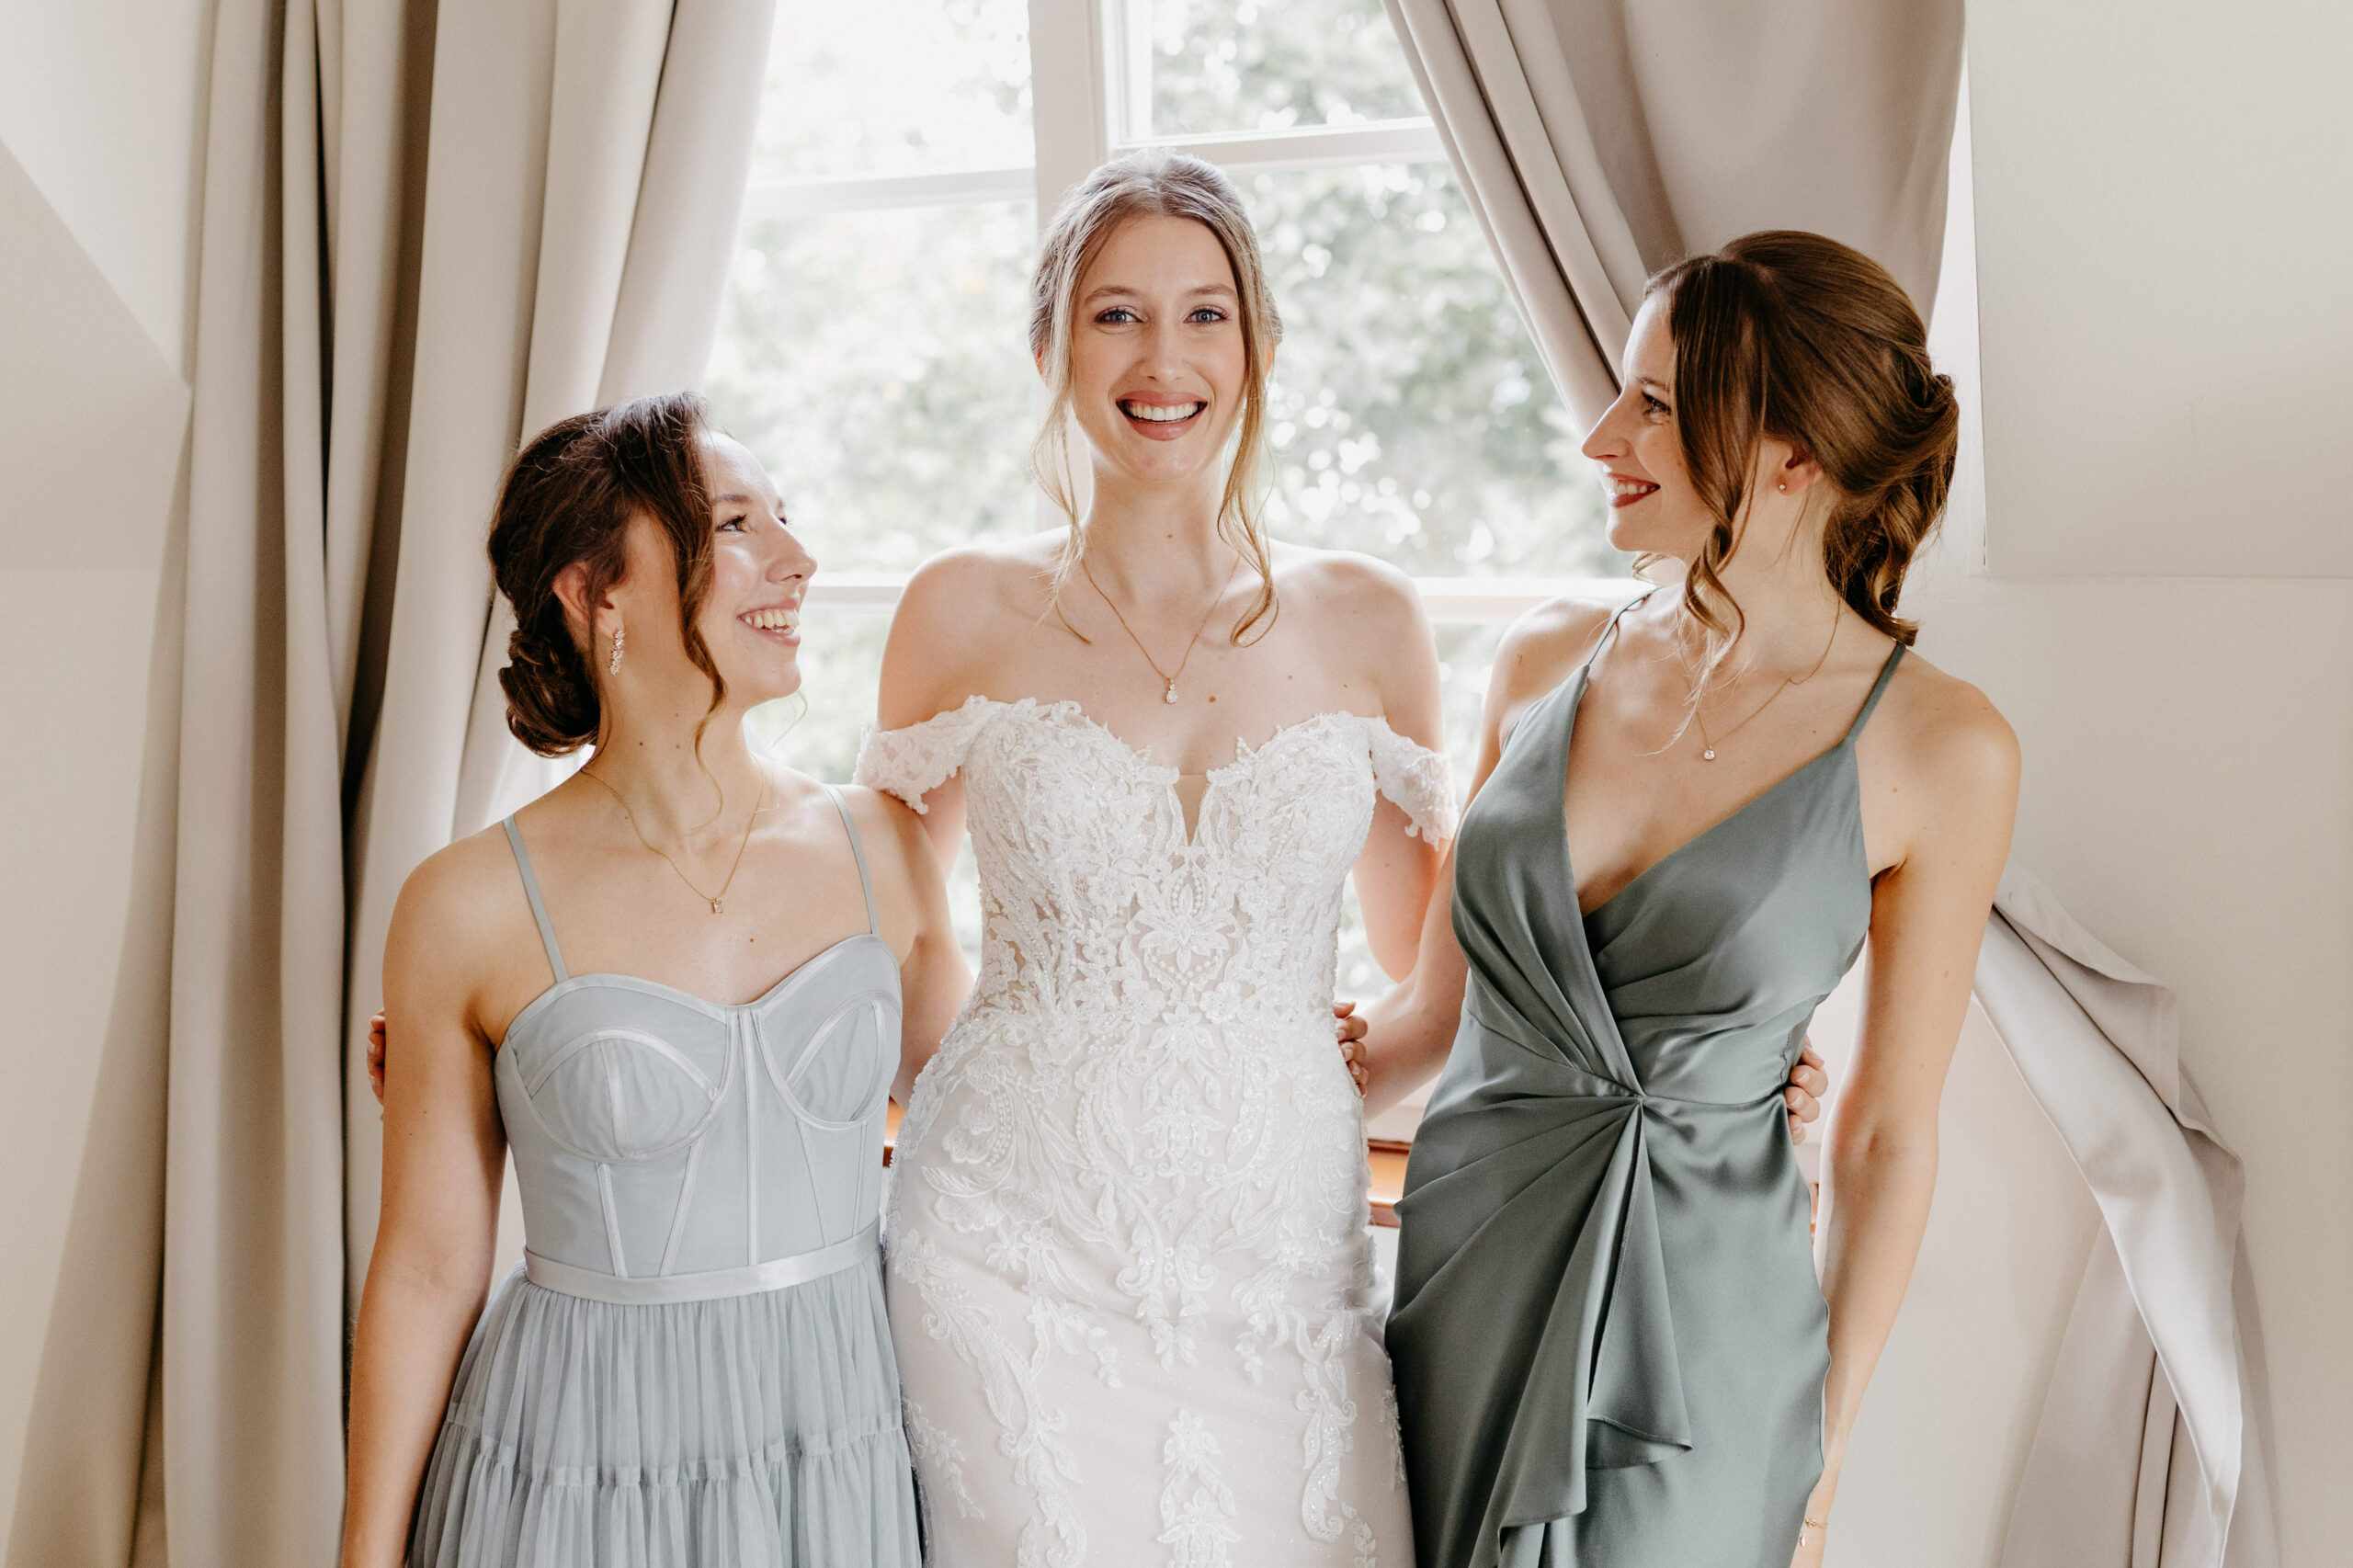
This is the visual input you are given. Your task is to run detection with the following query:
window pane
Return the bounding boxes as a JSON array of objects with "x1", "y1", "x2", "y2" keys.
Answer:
[
  {"x1": 705, "y1": 200, "x2": 1040, "y2": 574},
  {"x1": 752, "y1": 0, "x2": 1032, "y2": 182},
  {"x1": 1125, "y1": 0, "x2": 1427, "y2": 138},
  {"x1": 1245, "y1": 164, "x2": 1621, "y2": 578}
]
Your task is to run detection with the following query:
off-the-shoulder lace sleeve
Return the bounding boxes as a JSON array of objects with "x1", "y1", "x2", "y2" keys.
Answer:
[
  {"x1": 1365, "y1": 718, "x2": 1459, "y2": 843},
  {"x1": 854, "y1": 695, "x2": 997, "y2": 812}
]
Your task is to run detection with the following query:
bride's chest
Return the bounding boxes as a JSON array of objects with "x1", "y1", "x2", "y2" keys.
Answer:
[{"x1": 959, "y1": 707, "x2": 1381, "y2": 885}]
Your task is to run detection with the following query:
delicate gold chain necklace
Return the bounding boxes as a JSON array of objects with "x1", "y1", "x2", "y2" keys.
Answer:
[
  {"x1": 1691, "y1": 605, "x2": 1841, "y2": 762},
  {"x1": 579, "y1": 765, "x2": 765, "y2": 914},
  {"x1": 1080, "y1": 551, "x2": 1240, "y2": 705}
]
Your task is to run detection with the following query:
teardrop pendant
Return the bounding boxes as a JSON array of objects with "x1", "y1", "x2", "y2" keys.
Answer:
[{"x1": 1165, "y1": 682, "x2": 1178, "y2": 704}]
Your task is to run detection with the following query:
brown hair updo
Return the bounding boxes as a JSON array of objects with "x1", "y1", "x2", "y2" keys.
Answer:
[
  {"x1": 1646, "y1": 231, "x2": 1959, "y2": 656},
  {"x1": 488, "y1": 391, "x2": 722, "y2": 756}
]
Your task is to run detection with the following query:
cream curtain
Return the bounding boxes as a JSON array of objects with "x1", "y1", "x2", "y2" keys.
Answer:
[
  {"x1": 1976, "y1": 869, "x2": 2279, "y2": 1568},
  {"x1": 1381, "y1": 0, "x2": 1965, "y2": 426},
  {"x1": 4, "y1": 3, "x2": 774, "y2": 1564}
]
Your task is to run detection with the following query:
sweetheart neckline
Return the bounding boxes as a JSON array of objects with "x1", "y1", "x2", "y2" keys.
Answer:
[
  {"x1": 915, "y1": 697, "x2": 1418, "y2": 846},
  {"x1": 497, "y1": 930, "x2": 893, "y2": 1050}
]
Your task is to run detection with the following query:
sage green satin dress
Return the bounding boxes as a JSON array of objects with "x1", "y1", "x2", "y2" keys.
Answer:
[{"x1": 1389, "y1": 597, "x2": 1904, "y2": 1568}]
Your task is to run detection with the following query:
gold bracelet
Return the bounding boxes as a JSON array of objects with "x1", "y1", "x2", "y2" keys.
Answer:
[{"x1": 1801, "y1": 1516, "x2": 1830, "y2": 1540}]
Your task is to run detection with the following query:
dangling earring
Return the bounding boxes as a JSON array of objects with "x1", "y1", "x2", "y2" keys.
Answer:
[{"x1": 608, "y1": 621, "x2": 626, "y2": 675}]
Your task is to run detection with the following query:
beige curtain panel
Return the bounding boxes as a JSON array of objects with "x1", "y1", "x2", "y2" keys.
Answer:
[
  {"x1": 1976, "y1": 869, "x2": 2279, "y2": 1568},
  {"x1": 4, "y1": 3, "x2": 774, "y2": 1565},
  {"x1": 1381, "y1": 0, "x2": 1965, "y2": 426}
]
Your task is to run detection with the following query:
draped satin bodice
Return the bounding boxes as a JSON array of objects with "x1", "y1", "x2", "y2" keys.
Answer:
[{"x1": 1390, "y1": 599, "x2": 1903, "y2": 1568}]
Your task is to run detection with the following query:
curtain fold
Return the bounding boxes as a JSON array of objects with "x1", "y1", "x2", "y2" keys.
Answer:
[
  {"x1": 1381, "y1": 0, "x2": 1964, "y2": 427},
  {"x1": 1974, "y1": 867, "x2": 2279, "y2": 1568},
  {"x1": 6, "y1": 3, "x2": 775, "y2": 1564}
]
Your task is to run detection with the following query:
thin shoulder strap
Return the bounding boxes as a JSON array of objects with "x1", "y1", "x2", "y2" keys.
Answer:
[
  {"x1": 1580, "y1": 587, "x2": 1656, "y2": 676},
  {"x1": 501, "y1": 815, "x2": 570, "y2": 983},
  {"x1": 1842, "y1": 642, "x2": 1909, "y2": 744},
  {"x1": 823, "y1": 785, "x2": 881, "y2": 937}
]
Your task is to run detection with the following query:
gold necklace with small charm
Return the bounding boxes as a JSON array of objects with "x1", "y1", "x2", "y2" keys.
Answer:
[
  {"x1": 580, "y1": 765, "x2": 765, "y2": 914},
  {"x1": 1081, "y1": 550, "x2": 1241, "y2": 704},
  {"x1": 1690, "y1": 604, "x2": 1840, "y2": 762}
]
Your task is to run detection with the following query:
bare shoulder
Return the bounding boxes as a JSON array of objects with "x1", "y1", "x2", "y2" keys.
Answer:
[
  {"x1": 1272, "y1": 542, "x2": 1421, "y2": 621},
  {"x1": 1269, "y1": 543, "x2": 1436, "y2": 713},
  {"x1": 1877, "y1": 647, "x2": 2021, "y2": 804},
  {"x1": 385, "y1": 823, "x2": 529, "y2": 983},
  {"x1": 884, "y1": 533, "x2": 1066, "y2": 721},
  {"x1": 898, "y1": 532, "x2": 1063, "y2": 619},
  {"x1": 1489, "y1": 586, "x2": 1641, "y2": 711}
]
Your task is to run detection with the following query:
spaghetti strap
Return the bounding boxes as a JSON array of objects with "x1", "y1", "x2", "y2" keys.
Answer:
[
  {"x1": 1841, "y1": 642, "x2": 1908, "y2": 745},
  {"x1": 501, "y1": 815, "x2": 570, "y2": 983},
  {"x1": 1581, "y1": 587, "x2": 1657, "y2": 677},
  {"x1": 823, "y1": 785, "x2": 881, "y2": 937}
]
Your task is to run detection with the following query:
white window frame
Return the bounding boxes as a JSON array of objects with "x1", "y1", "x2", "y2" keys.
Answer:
[{"x1": 745, "y1": 0, "x2": 1586, "y2": 628}]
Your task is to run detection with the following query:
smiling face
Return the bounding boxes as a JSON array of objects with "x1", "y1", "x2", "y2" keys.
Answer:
[
  {"x1": 1579, "y1": 295, "x2": 1717, "y2": 560},
  {"x1": 1062, "y1": 212, "x2": 1252, "y2": 494},
  {"x1": 594, "y1": 433, "x2": 815, "y2": 713}
]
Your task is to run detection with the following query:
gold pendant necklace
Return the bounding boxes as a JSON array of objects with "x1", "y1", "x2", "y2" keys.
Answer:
[
  {"x1": 1692, "y1": 605, "x2": 1841, "y2": 762},
  {"x1": 1080, "y1": 551, "x2": 1240, "y2": 704},
  {"x1": 580, "y1": 765, "x2": 764, "y2": 913}
]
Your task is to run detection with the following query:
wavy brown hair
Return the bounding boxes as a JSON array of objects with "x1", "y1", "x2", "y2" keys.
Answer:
[
  {"x1": 1645, "y1": 231, "x2": 1959, "y2": 679},
  {"x1": 487, "y1": 392, "x2": 724, "y2": 756},
  {"x1": 1029, "y1": 148, "x2": 1285, "y2": 642}
]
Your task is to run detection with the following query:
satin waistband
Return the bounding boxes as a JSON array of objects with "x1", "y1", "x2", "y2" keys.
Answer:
[{"x1": 525, "y1": 1221, "x2": 880, "y2": 1305}]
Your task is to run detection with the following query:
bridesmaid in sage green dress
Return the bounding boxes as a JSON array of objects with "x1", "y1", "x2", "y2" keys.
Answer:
[{"x1": 1353, "y1": 233, "x2": 2019, "y2": 1568}]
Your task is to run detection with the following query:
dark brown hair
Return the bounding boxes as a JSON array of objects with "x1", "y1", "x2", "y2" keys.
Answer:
[
  {"x1": 488, "y1": 392, "x2": 722, "y2": 756},
  {"x1": 1647, "y1": 231, "x2": 1958, "y2": 659}
]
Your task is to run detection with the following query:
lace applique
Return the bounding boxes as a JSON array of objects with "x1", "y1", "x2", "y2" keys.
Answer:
[
  {"x1": 855, "y1": 694, "x2": 996, "y2": 812},
  {"x1": 904, "y1": 1397, "x2": 984, "y2": 1521},
  {"x1": 1159, "y1": 1411, "x2": 1243, "y2": 1568},
  {"x1": 1366, "y1": 716, "x2": 1459, "y2": 843},
  {"x1": 878, "y1": 700, "x2": 1431, "y2": 1564}
]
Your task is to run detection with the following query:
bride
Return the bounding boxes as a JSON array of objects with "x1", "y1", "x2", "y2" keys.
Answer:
[{"x1": 855, "y1": 149, "x2": 1452, "y2": 1565}]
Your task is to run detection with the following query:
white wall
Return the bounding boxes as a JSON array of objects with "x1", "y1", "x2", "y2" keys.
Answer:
[
  {"x1": 1845, "y1": 5, "x2": 2353, "y2": 1560},
  {"x1": 0, "y1": 0, "x2": 208, "y2": 1535}
]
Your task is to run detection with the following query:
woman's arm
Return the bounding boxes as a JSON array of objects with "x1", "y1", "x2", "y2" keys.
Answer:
[
  {"x1": 873, "y1": 552, "x2": 997, "y2": 867},
  {"x1": 342, "y1": 855, "x2": 511, "y2": 1568},
  {"x1": 1333, "y1": 558, "x2": 1449, "y2": 980},
  {"x1": 855, "y1": 787, "x2": 973, "y2": 1105},
  {"x1": 1800, "y1": 682, "x2": 2018, "y2": 1562},
  {"x1": 1352, "y1": 599, "x2": 1597, "y2": 1112}
]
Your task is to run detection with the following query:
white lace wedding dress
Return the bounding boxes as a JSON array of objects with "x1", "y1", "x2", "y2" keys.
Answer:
[{"x1": 856, "y1": 697, "x2": 1455, "y2": 1568}]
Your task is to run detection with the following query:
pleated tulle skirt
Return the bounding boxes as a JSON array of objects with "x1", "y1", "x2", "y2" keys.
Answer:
[{"x1": 407, "y1": 1258, "x2": 920, "y2": 1568}]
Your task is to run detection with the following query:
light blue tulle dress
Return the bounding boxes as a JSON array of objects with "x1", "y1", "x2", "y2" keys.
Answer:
[{"x1": 407, "y1": 788, "x2": 920, "y2": 1567}]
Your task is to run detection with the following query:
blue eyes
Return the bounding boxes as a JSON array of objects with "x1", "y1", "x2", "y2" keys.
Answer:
[{"x1": 1093, "y1": 306, "x2": 1231, "y2": 324}]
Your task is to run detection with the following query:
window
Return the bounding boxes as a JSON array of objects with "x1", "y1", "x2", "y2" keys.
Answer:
[{"x1": 707, "y1": 1, "x2": 1621, "y2": 1101}]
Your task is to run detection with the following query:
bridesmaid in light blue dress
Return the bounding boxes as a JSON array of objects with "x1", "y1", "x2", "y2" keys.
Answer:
[{"x1": 343, "y1": 393, "x2": 969, "y2": 1568}]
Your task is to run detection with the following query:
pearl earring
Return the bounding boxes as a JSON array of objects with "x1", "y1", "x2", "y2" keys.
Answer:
[
  {"x1": 608, "y1": 622, "x2": 625, "y2": 675},
  {"x1": 1777, "y1": 482, "x2": 1788, "y2": 492}
]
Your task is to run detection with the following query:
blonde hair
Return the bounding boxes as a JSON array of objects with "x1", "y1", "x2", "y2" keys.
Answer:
[{"x1": 1029, "y1": 148, "x2": 1285, "y2": 642}]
